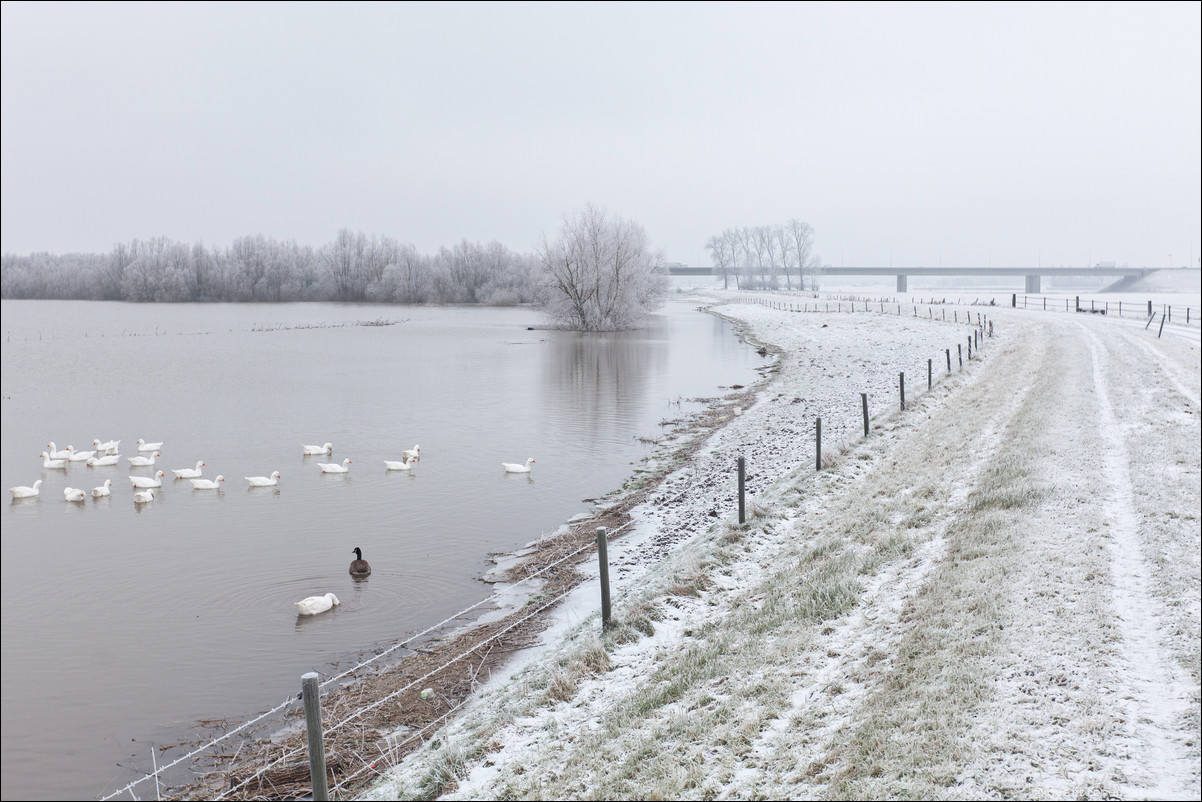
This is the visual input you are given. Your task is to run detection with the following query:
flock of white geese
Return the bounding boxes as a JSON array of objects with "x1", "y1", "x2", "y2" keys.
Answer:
[{"x1": 9, "y1": 439, "x2": 537, "y2": 503}]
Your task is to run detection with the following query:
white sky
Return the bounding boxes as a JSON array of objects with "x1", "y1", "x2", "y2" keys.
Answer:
[{"x1": 2, "y1": 1, "x2": 1199, "y2": 268}]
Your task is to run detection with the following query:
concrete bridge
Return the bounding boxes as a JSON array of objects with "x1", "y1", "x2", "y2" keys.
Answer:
[{"x1": 668, "y1": 265, "x2": 1153, "y2": 293}]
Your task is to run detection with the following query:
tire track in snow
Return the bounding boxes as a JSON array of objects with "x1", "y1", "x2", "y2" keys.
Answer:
[
  {"x1": 1080, "y1": 321, "x2": 1199, "y2": 799},
  {"x1": 1111, "y1": 323, "x2": 1201, "y2": 407}
]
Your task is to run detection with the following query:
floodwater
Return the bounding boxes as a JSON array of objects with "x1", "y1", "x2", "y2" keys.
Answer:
[{"x1": 0, "y1": 292, "x2": 760, "y2": 800}]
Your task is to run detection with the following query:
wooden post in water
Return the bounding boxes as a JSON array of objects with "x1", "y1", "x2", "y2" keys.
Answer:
[
  {"x1": 737, "y1": 456, "x2": 746, "y2": 524},
  {"x1": 861, "y1": 393, "x2": 869, "y2": 437},
  {"x1": 899, "y1": 372, "x2": 905, "y2": 410},
  {"x1": 596, "y1": 527, "x2": 611, "y2": 629},
  {"x1": 302, "y1": 673, "x2": 329, "y2": 802}
]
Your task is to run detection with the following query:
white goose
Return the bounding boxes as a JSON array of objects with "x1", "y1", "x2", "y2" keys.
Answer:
[
  {"x1": 92, "y1": 479, "x2": 113, "y2": 498},
  {"x1": 384, "y1": 455, "x2": 416, "y2": 471},
  {"x1": 93, "y1": 438, "x2": 121, "y2": 454},
  {"x1": 190, "y1": 475, "x2": 225, "y2": 490},
  {"x1": 502, "y1": 458, "x2": 536, "y2": 474},
  {"x1": 246, "y1": 471, "x2": 281, "y2": 487},
  {"x1": 41, "y1": 451, "x2": 68, "y2": 470},
  {"x1": 130, "y1": 471, "x2": 166, "y2": 489},
  {"x1": 136, "y1": 438, "x2": 163, "y2": 452},
  {"x1": 172, "y1": 460, "x2": 206, "y2": 479},
  {"x1": 64, "y1": 487, "x2": 86, "y2": 502},
  {"x1": 10, "y1": 479, "x2": 43, "y2": 498},
  {"x1": 302, "y1": 442, "x2": 333, "y2": 455},
  {"x1": 318, "y1": 458, "x2": 352, "y2": 474},
  {"x1": 128, "y1": 451, "x2": 160, "y2": 467},
  {"x1": 133, "y1": 488, "x2": 155, "y2": 504},
  {"x1": 86, "y1": 454, "x2": 121, "y2": 467},
  {"x1": 295, "y1": 592, "x2": 340, "y2": 616},
  {"x1": 403, "y1": 444, "x2": 421, "y2": 462},
  {"x1": 66, "y1": 445, "x2": 97, "y2": 462},
  {"x1": 46, "y1": 442, "x2": 70, "y2": 460}
]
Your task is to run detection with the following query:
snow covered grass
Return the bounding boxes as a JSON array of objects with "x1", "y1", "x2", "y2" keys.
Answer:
[{"x1": 363, "y1": 288, "x2": 1200, "y2": 801}]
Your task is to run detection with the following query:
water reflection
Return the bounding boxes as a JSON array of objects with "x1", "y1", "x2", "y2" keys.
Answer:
[{"x1": 545, "y1": 330, "x2": 663, "y2": 448}]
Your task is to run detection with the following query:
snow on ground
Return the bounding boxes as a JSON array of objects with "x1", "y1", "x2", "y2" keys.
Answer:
[{"x1": 363, "y1": 284, "x2": 1200, "y2": 801}]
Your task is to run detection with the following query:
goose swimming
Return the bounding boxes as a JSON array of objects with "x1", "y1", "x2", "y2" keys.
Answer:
[
  {"x1": 295, "y1": 592, "x2": 340, "y2": 616},
  {"x1": 130, "y1": 471, "x2": 166, "y2": 489},
  {"x1": 10, "y1": 479, "x2": 42, "y2": 498},
  {"x1": 190, "y1": 475, "x2": 225, "y2": 490},
  {"x1": 349, "y1": 547, "x2": 372, "y2": 577},
  {"x1": 502, "y1": 458, "x2": 536, "y2": 474},
  {"x1": 246, "y1": 471, "x2": 281, "y2": 487}
]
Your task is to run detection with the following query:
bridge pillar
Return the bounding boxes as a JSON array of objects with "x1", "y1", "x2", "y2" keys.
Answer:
[
  {"x1": 896, "y1": 274, "x2": 907, "y2": 293},
  {"x1": 1025, "y1": 274, "x2": 1041, "y2": 293}
]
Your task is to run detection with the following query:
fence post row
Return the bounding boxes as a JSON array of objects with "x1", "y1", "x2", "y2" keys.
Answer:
[{"x1": 302, "y1": 672, "x2": 330, "y2": 802}]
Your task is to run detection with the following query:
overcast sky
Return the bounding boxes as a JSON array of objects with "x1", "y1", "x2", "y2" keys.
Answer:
[{"x1": 2, "y1": 1, "x2": 1199, "y2": 268}]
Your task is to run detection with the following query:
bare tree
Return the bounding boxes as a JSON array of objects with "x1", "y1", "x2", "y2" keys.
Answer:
[
  {"x1": 536, "y1": 205, "x2": 668, "y2": 331},
  {"x1": 774, "y1": 224, "x2": 795, "y2": 290},
  {"x1": 706, "y1": 233, "x2": 735, "y2": 289},
  {"x1": 785, "y1": 218, "x2": 818, "y2": 290}
]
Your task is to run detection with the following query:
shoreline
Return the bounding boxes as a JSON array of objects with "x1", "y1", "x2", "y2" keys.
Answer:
[{"x1": 160, "y1": 292, "x2": 774, "y2": 799}]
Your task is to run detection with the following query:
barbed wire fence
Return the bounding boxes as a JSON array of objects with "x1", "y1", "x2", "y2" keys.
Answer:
[{"x1": 101, "y1": 520, "x2": 634, "y2": 801}]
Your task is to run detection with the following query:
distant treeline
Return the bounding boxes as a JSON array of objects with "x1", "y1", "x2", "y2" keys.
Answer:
[{"x1": 0, "y1": 229, "x2": 539, "y2": 304}]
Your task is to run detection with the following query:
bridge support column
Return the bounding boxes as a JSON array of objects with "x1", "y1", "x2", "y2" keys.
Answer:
[
  {"x1": 896, "y1": 275, "x2": 907, "y2": 293},
  {"x1": 1025, "y1": 274, "x2": 1041, "y2": 293}
]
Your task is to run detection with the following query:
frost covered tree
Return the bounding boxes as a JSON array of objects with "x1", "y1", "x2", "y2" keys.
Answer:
[
  {"x1": 784, "y1": 218, "x2": 820, "y2": 291},
  {"x1": 535, "y1": 205, "x2": 668, "y2": 331}
]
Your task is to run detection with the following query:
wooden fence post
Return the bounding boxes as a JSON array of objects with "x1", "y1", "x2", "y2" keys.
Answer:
[
  {"x1": 302, "y1": 672, "x2": 329, "y2": 802},
  {"x1": 816, "y1": 417, "x2": 822, "y2": 471},
  {"x1": 861, "y1": 393, "x2": 869, "y2": 436},
  {"x1": 596, "y1": 527, "x2": 611, "y2": 629},
  {"x1": 899, "y1": 372, "x2": 905, "y2": 410},
  {"x1": 738, "y1": 456, "x2": 746, "y2": 524}
]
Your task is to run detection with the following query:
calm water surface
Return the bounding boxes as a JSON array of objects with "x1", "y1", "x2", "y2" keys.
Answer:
[{"x1": 0, "y1": 293, "x2": 758, "y2": 800}]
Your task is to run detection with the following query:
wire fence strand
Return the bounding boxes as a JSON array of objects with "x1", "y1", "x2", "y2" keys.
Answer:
[{"x1": 101, "y1": 521, "x2": 631, "y2": 801}]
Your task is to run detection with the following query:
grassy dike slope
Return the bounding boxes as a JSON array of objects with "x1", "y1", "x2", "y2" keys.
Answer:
[{"x1": 365, "y1": 295, "x2": 1200, "y2": 801}]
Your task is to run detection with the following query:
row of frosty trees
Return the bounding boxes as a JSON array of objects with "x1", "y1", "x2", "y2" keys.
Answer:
[
  {"x1": 706, "y1": 219, "x2": 821, "y2": 291},
  {"x1": 1, "y1": 206, "x2": 818, "y2": 330}
]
